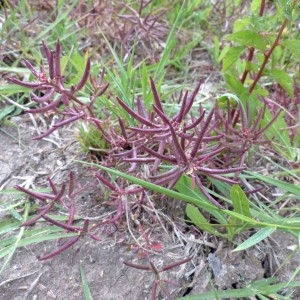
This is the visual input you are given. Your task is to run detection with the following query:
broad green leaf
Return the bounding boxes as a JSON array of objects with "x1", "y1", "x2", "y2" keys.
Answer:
[
  {"x1": 230, "y1": 185, "x2": 251, "y2": 222},
  {"x1": 186, "y1": 204, "x2": 223, "y2": 237},
  {"x1": 263, "y1": 69, "x2": 294, "y2": 98},
  {"x1": 217, "y1": 94, "x2": 239, "y2": 109},
  {"x1": 278, "y1": 0, "x2": 293, "y2": 21},
  {"x1": 223, "y1": 72, "x2": 247, "y2": 97},
  {"x1": 233, "y1": 227, "x2": 276, "y2": 251},
  {"x1": 233, "y1": 17, "x2": 250, "y2": 32},
  {"x1": 218, "y1": 44, "x2": 230, "y2": 62},
  {"x1": 225, "y1": 30, "x2": 267, "y2": 51},
  {"x1": 175, "y1": 175, "x2": 228, "y2": 224},
  {"x1": 221, "y1": 46, "x2": 244, "y2": 71},
  {"x1": 213, "y1": 36, "x2": 220, "y2": 62},
  {"x1": 281, "y1": 39, "x2": 300, "y2": 60},
  {"x1": 251, "y1": 88, "x2": 268, "y2": 97},
  {"x1": 227, "y1": 184, "x2": 251, "y2": 238},
  {"x1": 244, "y1": 61, "x2": 259, "y2": 73},
  {"x1": 271, "y1": 46, "x2": 283, "y2": 68}
]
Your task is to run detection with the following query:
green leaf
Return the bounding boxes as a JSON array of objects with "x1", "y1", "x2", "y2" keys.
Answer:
[
  {"x1": 178, "y1": 286, "x2": 254, "y2": 299},
  {"x1": 102, "y1": 34, "x2": 132, "y2": 107},
  {"x1": 233, "y1": 227, "x2": 276, "y2": 251},
  {"x1": 186, "y1": 204, "x2": 223, "y2": 237},
  {"x1": 217, "y1": 94, "x2": 239, "y2": 109},
  {"x1": 221, "y1": 46, "x2": 244, "y2": 71},
  {"x1": 80, "y1": 266, "x2": 93, "y2": 300},
  {"x1": 178, "y1": 277, "x2": 300, "y2": 299},
  {"x1": 261, "y1": 109, "x2": 295, "y2": 160},
  {"x1": 263, "y1": 69, "x2": 294, "y2": 98},
  {"x1": 245, "y1": 170, "x2": 300, "y2": 196},
  {"x1": 0, "y1": 84, "x2": 31, "y2": 95},
  {"x1": 35, "y1": 0, "x2": 80, "y2": 41},
  {"x1": 281, "y1": 39, "x2": 300, "y2": 60},
  {"x1": 225, "y1": 30, "x2": 267, "y2": 51},
  {"x1": 227, "y1": 184, "x2": 252, "y2": 238},
  {"x1": 233, "y1": 17, "x2": 250, "y2": 32},
  {"x1": 175, "y1": 175, "x2": 228, "y2": 224},
  {"x1": 223, "y1": 72, "x2": 247, "y2": 97},
  {"x1": 0, "y1": 219, "x2": 21, "y2": 235},
  {"x1": 0, "y1": 231, "x2": 78, "y2": 260},
  {"x1": 230, "y1": 185, "x2": 251, "y2": 221},
  {"x1": 0, "y1": 202, "x2": 30, "y2": 275},
  {"x1": 278, "y1": 0, "x2": 293, "y2": 21},
  {"x1": 251, "y1": 0, "x2": 261, "y2": 13},
  {"x1": 77, "y1": 161, "x2": 218, "y2": 211},
  {"x1": 154, "y1": 0, "x2": 186, "y2": 81},
  {"x1": 0, "y1": 105, "x2": 15, "y2": 121}
]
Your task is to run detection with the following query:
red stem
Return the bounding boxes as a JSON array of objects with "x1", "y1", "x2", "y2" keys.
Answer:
[{"x1": 249, "y1": 19, "x2": 288, "y2": 94}]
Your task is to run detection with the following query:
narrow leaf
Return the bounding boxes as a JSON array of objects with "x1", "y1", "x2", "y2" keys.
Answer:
[
  {"x1": 233, "y1": 227, "x2": 276, "y2": 251},
  {"x1": 80, "y1": 266, "x2": 93, "y2": 300}
]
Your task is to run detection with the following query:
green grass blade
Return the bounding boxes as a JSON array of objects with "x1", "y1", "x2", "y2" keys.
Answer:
[
  {"x1": 78, "y1": 161, "x2": 300, "y2": 232},
  {"x1": 245, "y1": 171, "x2": 300, "y2": 196},
  {"x1": 0, "y1": 84, "x2": 32, "y2": 95},
  {"x1": 80, "y1": 265, "x2": 93, "y2": 300},
  {"x1": 261, "y1": 110, "x2": 295, "y2": 160},
  {"x1": 77, "y1": 160, "x2": 217, "y2": 211},
  {"x1": 0, "y1": 231, "x2": 78, "y2": 260},
  {"x1": 0, "y1": 201, "x2": 30, "y2": 275},
  {"x1": 154, "y1": 0, "x2": 186, "y2": 81},
  {"x1": 35, "y1": 0, "x2": 80, "y2": 42},
  {"x1": 178, "y1": 284, "x2": 255, "y2": 299},
  {"x1": 233, "y1": 227, "x2": 276, "y2": 251},
  {"x1": 179, "y1": 277, "x2": 300, "y2": 299}
]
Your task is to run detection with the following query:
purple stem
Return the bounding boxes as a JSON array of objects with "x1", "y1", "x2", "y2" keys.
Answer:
[
  {"x1": 38, "y1": 236, "x2": 79, "y2": 260},
  {"x1": 31, "y1": 88, "x2": 55, "y2": 103}
]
